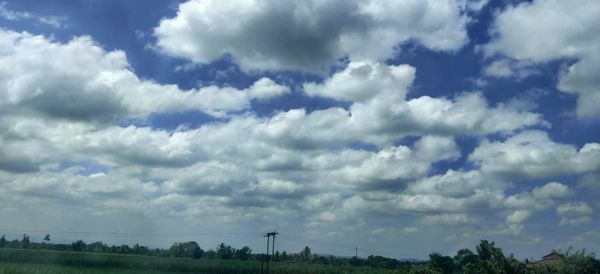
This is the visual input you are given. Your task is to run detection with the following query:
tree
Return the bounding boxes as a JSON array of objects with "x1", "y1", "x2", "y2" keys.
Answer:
[
  {"x1": 454, "y1": 248, "x2": 476, "y2": 268},
  {"x1": 428, "y1": 252, "x2": 455, "y2": 274},
  {"x1": 300, "y1": 246, "x2": 312, "y2": 261},
  {"x1": 71, "y1": 240, "x2": 86, "y2": 252},
  {"x1": 205, "y1": 249, "x2": 217, "y2": 259},
  {"x1": 21, "y1": 234, "x2": 30, "y2": 248},
  {"x1": 235, "y1": 246, "x2": 252, "y2": 260},
  {"x1": 462, "y1": 240, "x2": 526, "y2": 274},
  {"x1": 169, "y1": 241, "x2": 204, "y2": 259},
  {"x1": 366, "y1": 255, "x2": 401, "y2": 269},
  {"x1": 0, "y1": 235, "x2": 6, "y2": 248},
  {"x1": 86, "y1": 241, "x2": 106, "y2": 253},
  {"x1": 216, "y1": 243, "x2": 234, "y2": 259},
  {"x1": 118, "y1": 244, "x2": 131, "y2": 254}
]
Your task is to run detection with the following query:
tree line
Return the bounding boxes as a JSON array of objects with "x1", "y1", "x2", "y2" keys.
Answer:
[
  {"x1": 1, "y1": 234, "x2": 598, "y2": 273},
  {"x1": 0, "y1": 234, "x2": 314, "y2": 262}
]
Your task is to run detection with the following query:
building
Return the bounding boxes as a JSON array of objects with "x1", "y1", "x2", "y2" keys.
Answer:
[{"x1": 533, "y1": 251, "x2": 564, "y2": 267}]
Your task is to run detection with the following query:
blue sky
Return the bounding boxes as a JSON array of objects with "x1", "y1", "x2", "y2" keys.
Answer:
[{"x1": 0, "y1": 0, "x2": 599, "y2": 260}]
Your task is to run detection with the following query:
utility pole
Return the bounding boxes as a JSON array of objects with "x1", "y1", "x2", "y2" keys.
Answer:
[
  {"x1": 262, "y1": 231, "x2": 279, "y2": 274},
  {"x1": 272, "y1": 233, "x2": 276, "y2": 260},
  {"x1": 355, "y1": 245, "x2": 358, "y2": 258}
]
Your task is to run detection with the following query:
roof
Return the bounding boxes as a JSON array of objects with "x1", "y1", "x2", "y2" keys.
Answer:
[
  {"x1": 542, "y1": 252, "x2": 562, "y2": 261},
  {"x1": 533, "y1": 251, "x2": 563, "y2": 267}
]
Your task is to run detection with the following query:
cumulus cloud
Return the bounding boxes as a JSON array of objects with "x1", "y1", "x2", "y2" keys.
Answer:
[
  {"x1": 504, "y1": 182, "x2": 571, "y2": 213},
  {"x1": 407, "y1": 170, "x2": 500, "y2": 198},
  {"x1": 339, "y1": 136, "x2": 460, "y2": 190},
  {"x1": 469, "y1": 131, "x2": 600, "y2": 178},
  {"x1": 0, "y1": 30, "x2": 288, "y2": 122},
  {"x1": 506, "y1": 210, "x2": 532, "y2": 224},
  {"x1": 303, "y1": 62, "x2": 546, "y2": 145},
  {"x1": 485, "y1": 0, "x2": 600, "y2": 118},
  {"x1": 248, "y1": 77, "x2": 291, "y2": 100},
  {"x1": 557, "y1": 202, "x2": 594, "y2": 216},
  {"x1": 304, "y1": 61, "x2": 415, "y2": 102},
  {"x1": 154, "y1": 0, "x2": 470, "y2": 73}
]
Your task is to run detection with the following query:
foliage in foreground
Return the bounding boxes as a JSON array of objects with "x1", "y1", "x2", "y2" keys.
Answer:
[{"x1": 419, "y1": 240, "x2": 600, "y2": 274}]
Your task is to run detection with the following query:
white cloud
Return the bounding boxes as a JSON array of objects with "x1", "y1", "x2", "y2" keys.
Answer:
[
  {"x1": 0, "y1": 2, "x2": 66, "y2": 28},
  {"x1": 248, "y1": 77, "x2": 291, "y2": 101},
  {"x1": 0, "y1": 30, "x2": 288, "y2": 121},
  {"x1": 469, "y1": 131, "x2": 600, "y2": 178},
  {"x1": 162, "y1": 162, "x2": 255, "y2": 196},
  {"x1": 349, "y1": 91, "x2": 545, "y2": 145},
  {"x1": 556, "y1": 202, "x2": 594, "y2": 216},
  {"x1": 532, "y1": 182, "x2": 572, "y2": 200},
  {"x1": 485, "y1": 0, "x2": 600, "y2": 118},
  {"x1": 560, "y1": 216, "x2": 592, "y2": 226},
  {"x1": 339, "y1": 136, "x2": 460, "y2": 190},
  {"x1": 302, "y1": 62, "x2": 546, "y2": 145},
  {"x1": 408, "y1": 170, "x2": 499, "y2": 198},
  {"x1": 504, "y1": 182, "x2": 571, "y2": 213},
  {"x1": 154, "y1": 0, "x2": 470, "y2": 73},
  {"x1": 506, "y1": 210, "x2": 532, "y2": 224},
  {"x1": 460, "y1": 0, "x2": 489, "y2": 13},
  {"x1": 483, "y1": 59, "x2": 538, "y2": 79},
  {"x1": 304, "y1": 61, "x2": 415, "y2": 102},
  {"x1": 420, "y1": 213, "x2": 479, "y2": 225}
]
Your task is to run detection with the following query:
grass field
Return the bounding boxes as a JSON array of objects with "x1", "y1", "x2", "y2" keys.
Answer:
[{"x1": 0, "y1": 248, "x2": 404, "y2": 274}]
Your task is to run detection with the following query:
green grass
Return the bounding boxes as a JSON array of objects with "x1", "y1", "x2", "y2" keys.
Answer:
[
  {"x1": 0, "y1": 262, "x2": 186, "y2": 274},
  {"x1": 0, "y1": 248, "x2": 403, "y2": 274}
]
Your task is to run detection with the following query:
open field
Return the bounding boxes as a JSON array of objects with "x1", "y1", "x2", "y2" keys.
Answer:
[{"x1": 0, "y1": 248, "x2": 402, "y2": 274}]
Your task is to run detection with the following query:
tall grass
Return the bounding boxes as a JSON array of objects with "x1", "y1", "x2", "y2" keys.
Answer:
[{"x1": 0, "y1": 248, "x2": 400, "y2": 274}]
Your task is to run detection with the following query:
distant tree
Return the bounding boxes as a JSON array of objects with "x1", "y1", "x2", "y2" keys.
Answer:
[
  {"x1": 0, "y1": 235, "x2": 6, "y2": 247},
  {"x1": 86, "y1": 241, "x2": 106, "y2": 253},
  {"x1": 71, "y1": 240, "x2": 86, "y2": 252},
  {"x1": 205, "y1": 249, "x2": 217, "y2": 259},
  {"x1": 217, "y1": 243, "x2": 234, "y2": 259},
  {"x1": 428, "y1": 252, "x2": 455, "y2": 274},
  {"x1": 462, "y1": 240, "x2": 526, "y2": 274},
  {"x1": 300, "y1": 246, "x2": 312, "y2": 261},
  {"x1": 21, "y1": 234, "x2": 30, "y2": 248},
  {"x1": 454, "y1": 248, "x2": 476, "y2": 268},
  {"x1": 367, "y1": 255, "x2": 401, "y2": 269},
  {"x1": 350, "y1": 254, "x2": 362, "y2": 266},
  {"x1": 118, "y1": 244, "x2": 131, "y2": 254},
  {"x1": 235, "y1": 246, "x2": 252, "y2": 260},
  {"x1": 169, "y1": 241, "x2": 204, "y2": 259},
  {"x1": 132, "y1": 243, "x2": 150, "y2": 255}
]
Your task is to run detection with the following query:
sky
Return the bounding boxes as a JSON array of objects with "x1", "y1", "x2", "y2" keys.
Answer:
[{"x1": 0, "y1": 0, "x2": 599, "y2": 260}]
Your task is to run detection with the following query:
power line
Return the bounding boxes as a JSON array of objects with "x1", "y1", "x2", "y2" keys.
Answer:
[
  {"x1": 283, "y1": 234, "x2": 386, "y2": 257},
  {"x1": 0, "y1": 229, "x2": 258, "y2": 237}
]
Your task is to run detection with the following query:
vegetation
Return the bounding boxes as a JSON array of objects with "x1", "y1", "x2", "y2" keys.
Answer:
[
  {"x1": 418, "y1": 240, "x2": 600, "y2": 274},
  {"x1": 0, "y1": 234, "x2": 598, "y2": 273}
]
